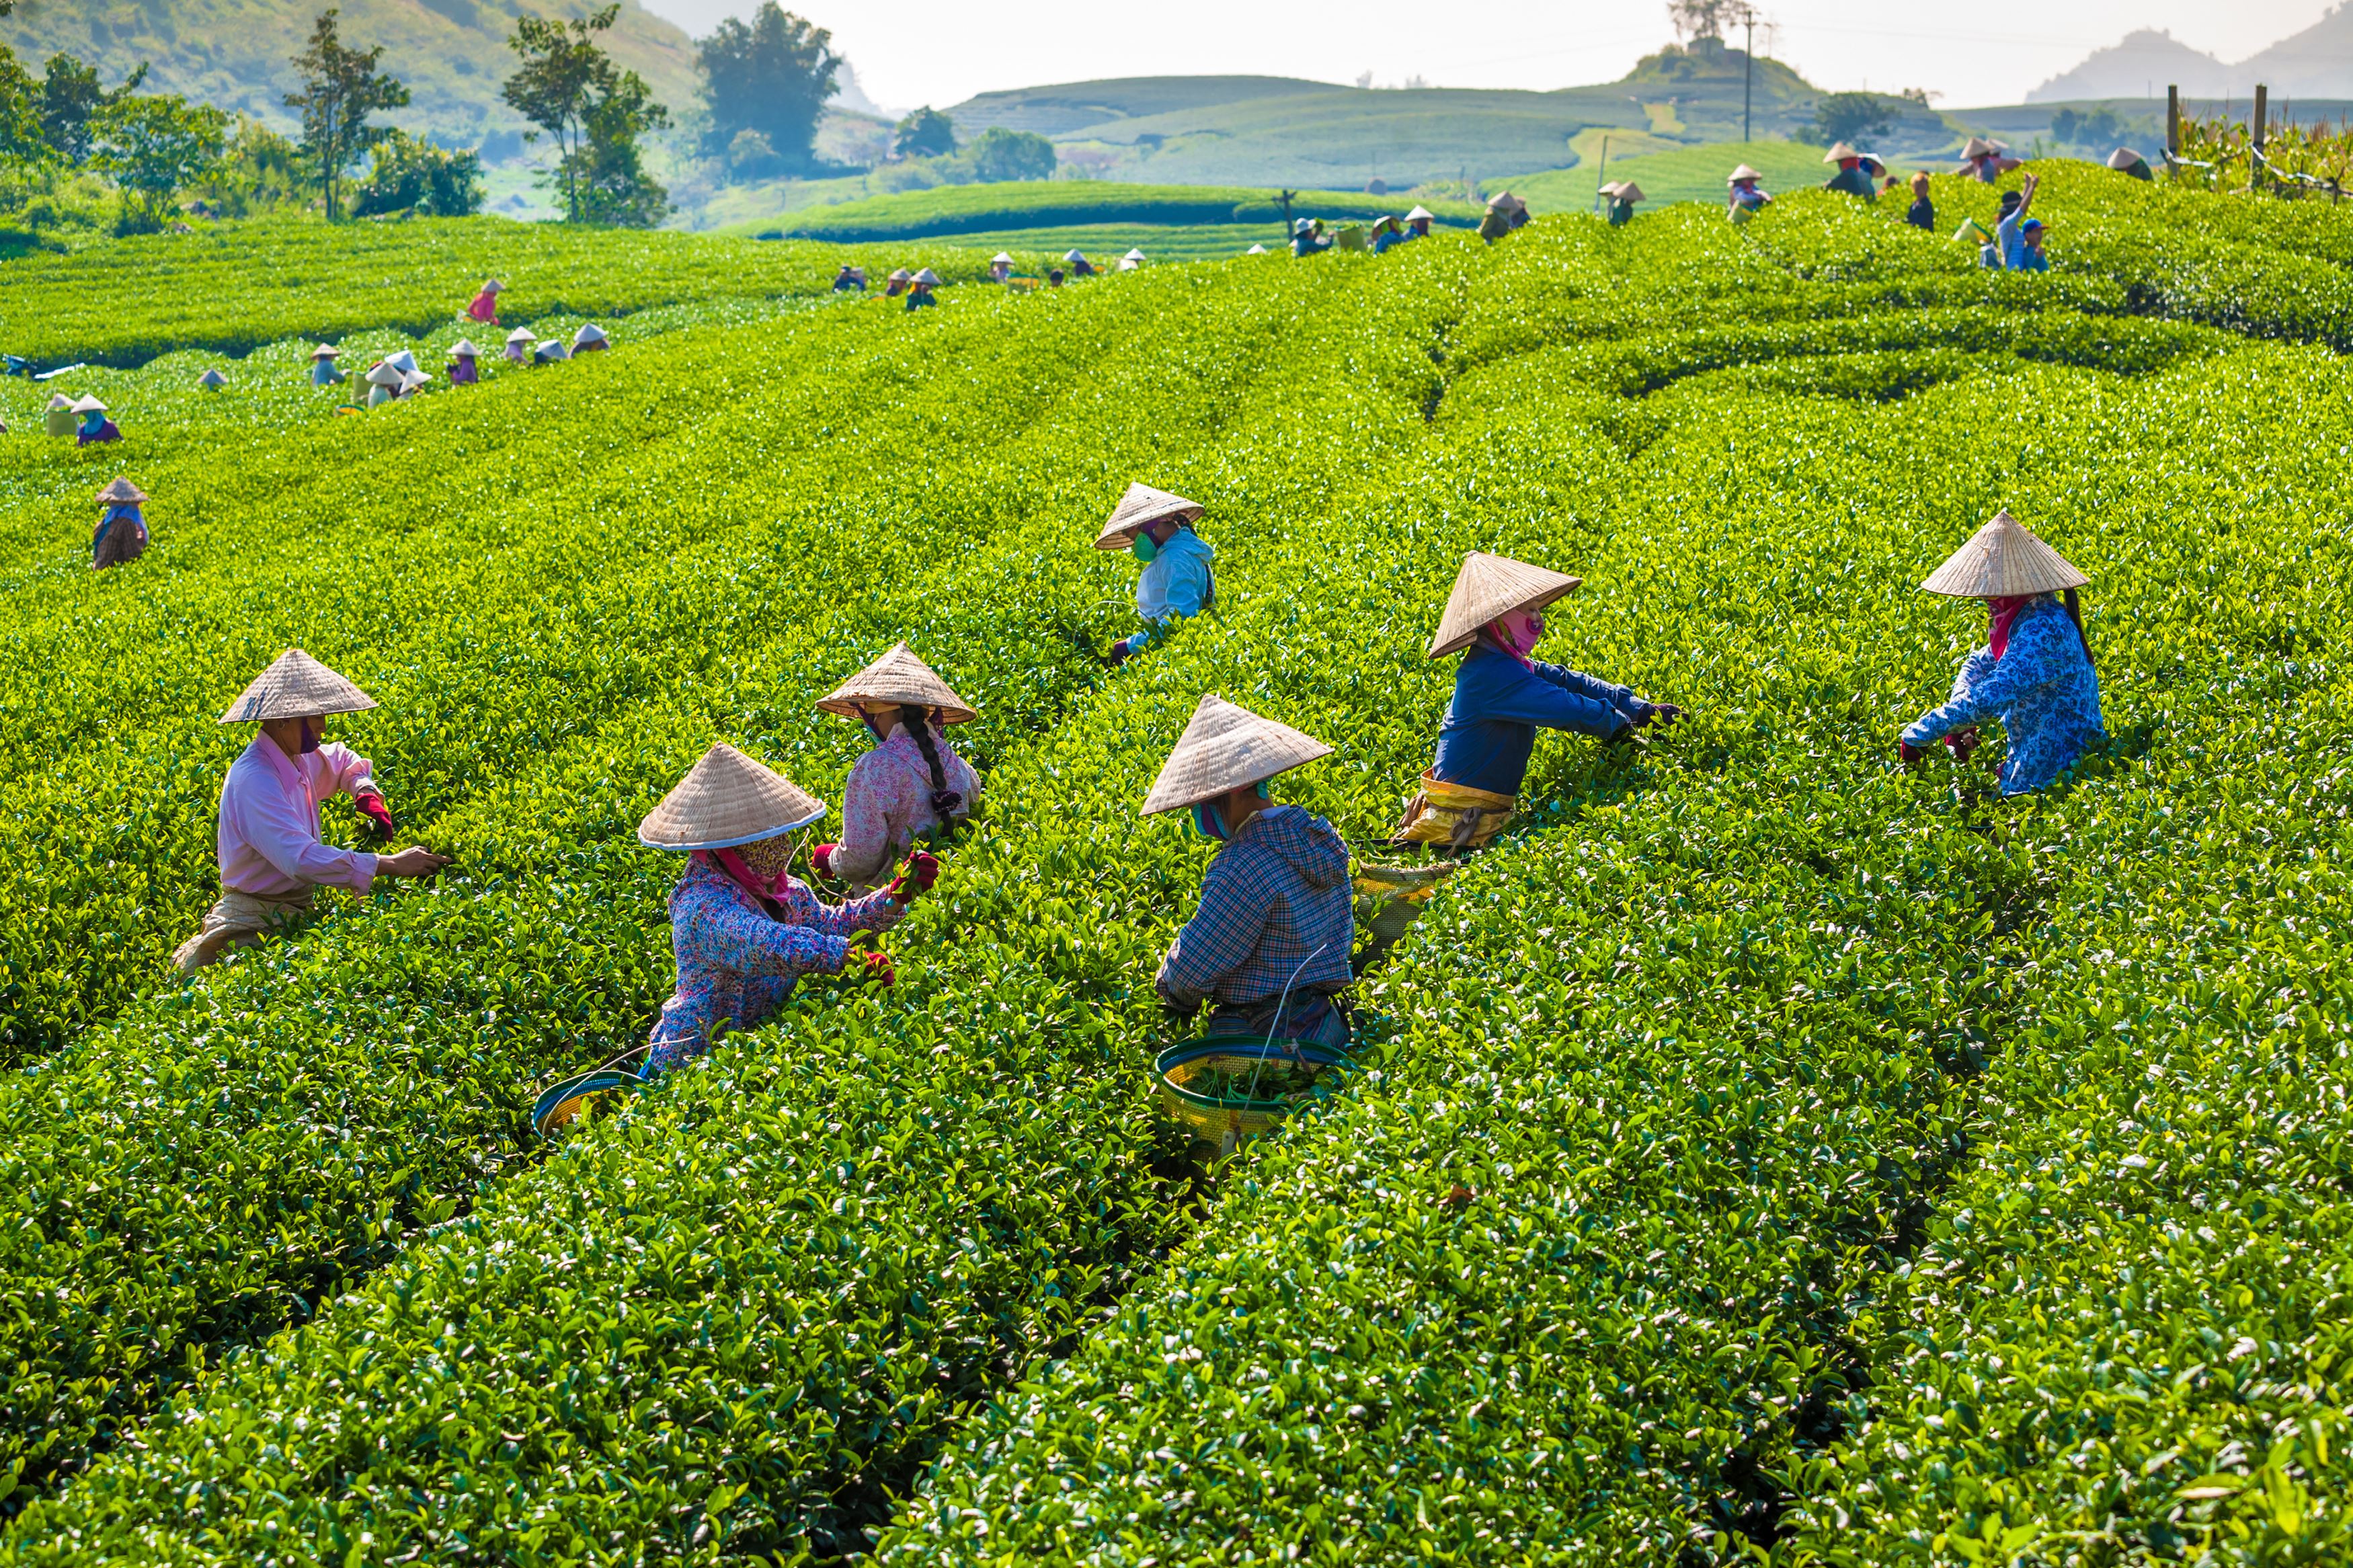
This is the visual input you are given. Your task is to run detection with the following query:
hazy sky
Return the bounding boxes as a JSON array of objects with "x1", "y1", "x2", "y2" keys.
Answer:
[{"x1": 638, "y1": 0, "x2": 2334, "y2": 110}]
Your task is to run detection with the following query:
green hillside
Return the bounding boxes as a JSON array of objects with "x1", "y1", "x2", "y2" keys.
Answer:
[
  {"x1": 1510, "y1": 139, "x2": 1868, "y2": 212},
  {"x1": 0, "y1": 167, "x2": 2347, "y2": 1562},
  {"x1": 0, "y1": 0, "x2": 698, "y2": 153},
  {"x1": 732, "y1": 181, "x2": 1484, "y2": 244}
]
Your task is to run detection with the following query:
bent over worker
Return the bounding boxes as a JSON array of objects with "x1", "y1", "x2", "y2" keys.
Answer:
[
  {"x1": 1823, "y1": 142, "x2": 1878, "y2": 199},
  {"x1": 1900, "y1": 511, "x2": 2103, "y2": 796},
  {"x1": 637, "y1": 743, "x2": 935, "y2": 1074},
  {"x1": 173, "y1": 650, "x2": 448, "y2": 974},
  {"x1": 92, "y1": 476, "x2": 149, "y2": 570},
  {"x1": 1144, "y1": 695, "x2": 1354, "y2": 1048},
  {"x1": 1604, "y1": 180, "x2": 1644, "y2": 226},
  {"x1": 1394, "y1": 552, "x2": 1679, "y2": 853},
  {"x1": 809, "y1": 643, "x2": 982, "y2": 890},
  {"x1": 1096, "y1": 481, "x2": 1215, "y2": 663},
  {"x1": 1728, "y1": 165, "x2": 1771, "y2": 222},
  {"x1": 73, "y1": 397, "x2": 120, "y2": 445}
]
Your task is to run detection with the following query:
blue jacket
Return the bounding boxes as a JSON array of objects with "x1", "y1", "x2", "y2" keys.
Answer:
[
  {"x1": 1430, "y1": 643, "x2": 1650, "y2": 796},
  {"x1": 1135, "y1": 526, "x2": 1213, "y2": 626},
  {"x1": 1903, "y1": 595, "x2": 2103, "y2": 795}
]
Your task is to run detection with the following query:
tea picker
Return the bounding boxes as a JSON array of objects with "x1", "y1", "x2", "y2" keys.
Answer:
[
  {"x1": 504, "y1": 326, "x2": 534, "y2": 364},
  {"x1": 173, "y1": 650, "x2": 448, "y2": 975},
  {"x1": 573, "y1": 323, "x2": 610, "y2": 354},
  {"x1": 809, "y1": 643, "x2": 982, "y2": 890},
  {"x1": 2108, "y1": 147, "x2": 2155, "y2": 181},
  {"x1": 1392, "y1": 552, "x2": 1680, "y2": 854},
  {"x1": 1899, "y1": 511, "x2": 2103, "y2": 796},
  {"x1": 1404, "y1": 204, "x2": 1436, "y2": 240},
  {"x1": 1958, "y1": 136, "x2": 2022, "y2": 183},
  {"x1": 1096, "y1": 481, "x2": 1215, "y2": 665},
  {"x1": 468, "y1": 278, "x2": 503, "y2": 324},
  {"x1": 1822, "y1": 142, "x2": 1878, "y2": 200},
  {"x1": 1145, "y1": 695, "x2": 1355, "y2": 1050},
  {"x1": 1603, "y1": 181, "x2": 1644, "y2": 226},
  {"x1": 1727, "y1": 165, "x2": 1771, "y2": 223},
  {"x1": 447, "y1": 340, "x2": 482, "y2": 385},
  {"x1": 1065, "y1": 249, "x2": 1098, "y2": 276},
  {"x1": 91, "y1": 475, "x2": 150, "y2": 570},
  {"x1": 883, "y1": 267, "x2": 914, "y2": 298},
  {"x1": 309, "y1": 344, "x2": 346, "y2": 385},
  {"x1": 363, "y1": 362, "x2": 405, "y2": 408},
  {"x1": 989, "y1": 252, "x2": 1014, "y2": 283},
  {"x1": 73, "y1": 395, "x2": 120, "y2": 445},
  {"x1": 635, "y1": 743, "x2": 936, "y2": 1079},
  {"x1": 906, "y1": 269, "x2": 941, "y2": 311}
]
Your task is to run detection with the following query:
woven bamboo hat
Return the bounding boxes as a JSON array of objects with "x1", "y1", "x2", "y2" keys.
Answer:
[
  {"x1": 1428, "y1": 552, "x2": 1583, "y2": 657},
  {"x1": 1613, "y1": 181, "x2": 1646, "y2": 202},
  {"x1": 482, "y1": 278, "x2": 504, "y2": 292},
  {"x1": 914, "y1": 267, "x2": 942, "y2": 285},
  {"x1": 364, "y1": 363, "x2": 405, "y2": 387},
  {"x1": 991, "y1": 251, "x2": 1014, "y2": 263},
  {"x1": 638, "y1": 742, "x2": 826, "y2": 850},
  {"x1": 1960, "y1": 136, "x2": 1998, "y2": 159},
  {"x1": 1123, "y1": 247, "x2": 1147, "y2": 261},
  {"x1": 1094, "y1": 481, "x2": 1204, "y2": 550},
  {"x1": 1141, "y1": 694, "x2": 1334, "y2": 815},
  {"x1": 817, "y1": 641, "x2": 978, "y2": 724},
  {"x1": 2107, "y1": 147, "x2": 2146, "y2": 171},
  {"x1": 1405, "y1": 204, "x2": 1435, "y2": 220},
  {"x1": 1823, "y1": 141, "x2": 1860, "y2": 162},
  {"x1": 506, "y1": 326, "x2": 536, "y2": 345},
  {"x1": 574, "y1": 323, "x2": 607, "y2": 346},
  {"x1": 71, "y1": 395, "x2": 107, "y2": 413},
  {"x1": 1246, "y1": 243, "x2": 1268, "y2": 253},
  {"x1": 46, "y1": 393, "x2": 71, "y2": 410},
  {"x1": 1728, "y1": 164, "x2": 1764, "y2": 183},
  {"x1": 385, "y1": 349, "x2": 418, "y2": 374},
  {"x1": 887, "y1": 267, "x2": 912, "y2": 282},
  {"x1": 450, "y1": 339, "x2": 480, "y2": 358},
  {"x1": 310, "y1": 343, "x2": 341, "y2": 360},
  {"x1": 218, "y1": 649, "x2": 379, "y2": 724},
  {"x1": 1921, "y1": 511, "x2": 2089, "y2": 598},
  {"x1": 95, "y1": 476, "x2": 147, "y2": 504},
  {"x1": 198, "y1": 368, "x2": 228, "y2": 388}
]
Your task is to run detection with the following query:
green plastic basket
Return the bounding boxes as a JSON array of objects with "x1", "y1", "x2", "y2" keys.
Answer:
[{"x1": 1152, "y1": 1036, "x2": 1355, "y2": 1157}]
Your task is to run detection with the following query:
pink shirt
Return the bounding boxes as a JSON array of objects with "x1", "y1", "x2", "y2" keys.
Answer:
[
  {"x1": 216, "y1": 735, "x2": 380, "y2": 896},
  {"x1": 832, "y1": 729, "x2": 980, "y2": 885}
]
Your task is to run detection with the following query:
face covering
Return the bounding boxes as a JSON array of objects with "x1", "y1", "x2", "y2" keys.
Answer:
[
  {"x1": 298, "y1": 717, "x2": 324, "y2": 754},
  {"x1": 711, "y1": 831, "x2": 803, "y2": 901},
  {"x1": 1190, "y1": 800, "x2": 1226, "y2": 841},
  {"x1": 1130, "y1": 531, "x2": 1160, "y2": 565},
  {"x1": 1986, "y1": 594, "x2": 2036, "y2": 660}
]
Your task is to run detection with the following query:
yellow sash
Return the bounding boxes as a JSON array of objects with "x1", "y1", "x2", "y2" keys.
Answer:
[{"x1": 1388, "y1": 771, "x2": 1515, "y2": 850}]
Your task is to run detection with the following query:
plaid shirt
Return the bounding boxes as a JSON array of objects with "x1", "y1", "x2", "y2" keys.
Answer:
[{"x1": 1157, "y1": 805, "x2": 1354, "y2": 1009}]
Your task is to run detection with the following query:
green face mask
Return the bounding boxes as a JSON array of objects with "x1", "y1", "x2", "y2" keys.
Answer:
[{"x1": 1129, "y1": 532, "x2": 1160, "y2": 565}]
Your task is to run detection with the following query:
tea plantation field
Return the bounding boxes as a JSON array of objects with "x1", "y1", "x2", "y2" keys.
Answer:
[{"x1": 0, "y1": 165, "x2": 2348, "y2": 1565}]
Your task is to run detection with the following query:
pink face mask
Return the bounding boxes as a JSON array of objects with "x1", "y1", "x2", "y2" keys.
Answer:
[{"x1": 1485, "y1": 610, "x2": 1544, "y2": 665}]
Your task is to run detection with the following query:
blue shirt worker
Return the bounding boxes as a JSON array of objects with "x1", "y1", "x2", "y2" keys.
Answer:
[
  {"x1": 1404, "y1": 204, "x2": 1436, "y2": 240},
  {"x1": 91, "y1": 475, "x2": 149, "y2": 569},
  {"x1": 1394, "y1": 552, "x2": 1679, "y2": 853},
  {"x1": 1994, "y1": 172, "x2": 2041, "y2": 270},
  {"x1": 1144, "y1": 694, "x2": 1354, "y2": 1048},
  {"x1": 1727, "y1": 165, "x2": 1771, "y2": 222},
  {"x1": 2108, "y1": 147, "x2": 2154, "y2": 181},
  {"x1": 906, "y1": 267, "x2": 941, "y2": 311},
  {"x1": 1902, "y1": 511, "x2": 2104, "y2": 796},
  {"x1": 309, "y1": 344, "x2": 345, "y2": 385},
  {"x1": 1096, "y1": 481, "x2": 1215, "y2": 664},
  {"x1": 1822, "y1": 141, "x2": 1878, "y2": 198}
]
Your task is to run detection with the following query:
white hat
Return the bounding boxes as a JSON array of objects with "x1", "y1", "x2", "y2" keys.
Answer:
[
  {"x1": 71, "y1": 395, "x2": 107, "y2": 413},
  {"x1": 817, "y1": 642, "x2": 978, "y2": 723},
  {"x1": 638, "y1": 742, "x2": 826, "y2": 850},
  {"x1": 1484, "y1": 190, "x2": 1524, "y2": 211},
  {"x1": 536, "y1": 339, "x2": 570, "y2": 358},
  {"x1": 1960, "y1": 136, "x2": 2004, "y2": 160},
  {"x1": 504, "y1": 327, "x2": 533, "y2": 345},
  {"x1": 95, "y1": 476, "x2": 148, "y2": 504},
  {"x1": 1612, "y1": 181, "x2": 1646, "y2": 203},
  {"x1": 1064, "y1": 249, "x2": 1087, "y2": 262},
  {"x1": 1920, "y1": 511, "x2": 2089, "y2": 598},
  {"x1": 1246, "y1": 243, "x2": 1268, "y2": 254},
  {"x1": 1823, "y1": 141, "x2": 1860, "y2": 163},
  {"x1": 887, "y1": 267, "x2": 913, "y2": 282},
  {"x1": 401, "y1": 369, "x2": 431, "y2": 389},
  {"x1": 1123, "y1": 248, "x2": 1146, "y2": 261},
  {"x1": 218, "y1": 649, "x2": 379, "y2": 724},
  {"x1": 448, "y1": 339, "x2": 480, "y2": 358},
  {"x1": 310, "y1": 343, "x2": 342, "y2": 360},
  {"x1": 2107, "y1": 147, "x2": 2146, "y2": 170},
  {"x1": 1428, "y1": 552, "x2": 1583, "y2": 657},
  {"x1": 364, "y1": 362, "x2": 406, "y2": 387},
  {"x1": 1728, "y1": 164, "x2": 1764, "y2": 183},
  {"x1": 1094, "y1": 481, "x2": 1203, "y2": 550},
  {"x1": 991, "y1": 251, "x2": 1014, "y2": 263},
  {"x1": 1405, "y1": 204, "x2": 1435, "y2": 221},
  {"x1": 1141, "y1": 695, "x2": 1333, "y2": 815},
  {"x1": 914, "y1": 267, "x2": 942, "y2": 285},
  {"x1": 198, "y1": 368, "x2": 228, "y2": 388},
  {"x1": 573, "y1": 323, "x2": 607, "y2": 347},
  {"x1": 383, "y1": 349, "x2": 417, "y2": 374},
  {"x1": 46, "y1": 393, "x2": 72, "y2": 411},
  {"x1": 482, "y1": 278, "x2": 504, "y2": 292}
]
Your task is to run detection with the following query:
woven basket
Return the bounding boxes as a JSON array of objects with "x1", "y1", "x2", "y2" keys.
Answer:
[{"x1": 1153, "y1": 1036, "x2": 1355, "y2": 1157}]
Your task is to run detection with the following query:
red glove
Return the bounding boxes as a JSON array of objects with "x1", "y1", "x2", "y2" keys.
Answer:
[
  {"x1": 855, "y1": 950, "x2": 895, "y2": 987},
  {"x1": 1944, "y1": 728, "x2": 1981, "y2": 762},
  {"x1": 885, "y1": 850, "x2": 940, "y2": 903},
  {"x1": 810, "y1": 843, "x2": 838, "y2": 878},
  {"x1": 356, "y1": 794, "x2": 396, "y2": 836},
  {"x1": 1898, "y1": 740, "x2": 1927, "y2": 764}
]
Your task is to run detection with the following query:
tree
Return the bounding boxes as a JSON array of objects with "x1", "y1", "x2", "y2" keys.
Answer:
[
  {"x1": 0, "y1": 46, "x2": 42, "y2": 163},
  {"x1": 504, "y1": 3, "x2": 668, "y2": 224},
  {"x1": 696, "y1": 3, "x2": 837, "y2": 177},
  {"x1": 1812, "y1": 91, "x2": 1893, "y2": 146},
  {"x1": 352, "y1": 128, "x2": 485, "y2": 216},
  {"x1": 91, "y1": 92, "x2": 229, "y2": 231},
  {"x1": 964, "y1": 126, "x2": 1055, "y2": 183},
  {"x1": 1667, "y1": 0, "x2": 1747, "y2": 45},
  {"x1": 893, "y1": 105, "x2": 955, "y2": 159},
  {"x1": 284, "y1": 9, "x2": 409, "y2": 220},
  {"x1": 2051, "y1": 106, "x2": 2124, "y2": 151},
  {"x1": 39, "y1": 54, "x2": 148, "y2": 164}
]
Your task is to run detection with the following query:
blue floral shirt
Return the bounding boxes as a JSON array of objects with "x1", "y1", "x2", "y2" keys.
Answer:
[
  {"x1": 647, "y1": 857, "x2": 905, "y2": 1071},
  {"x1": 1904, "y1": 595, "x2": 2104, "y2": 795}
]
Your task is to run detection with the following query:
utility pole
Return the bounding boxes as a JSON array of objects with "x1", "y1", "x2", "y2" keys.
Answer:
[
  {"x1": 2252, "y1": 83, "x2": 2268, "y2": 192},
  {"x1": 1594, "y1": 134, "x2": 1610, "y2": 213},
  {"x1": 2166, "y1": 83, "x2": 2180, "y2": 166},
  {"x1": 1743, "y1": 7, "x2": 1755, "y2": 145}
]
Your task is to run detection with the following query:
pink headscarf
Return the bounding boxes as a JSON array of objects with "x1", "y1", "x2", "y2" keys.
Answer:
[
  {"x1": 1986, "y1": 594, "x2": 2036, "y2": 659},
  {"x1": 1481, "y1": 613, "x2": 1539, "y2": 669},
  {"x1": 696, "y1": 848, "x2": 793, "y2": 905}
]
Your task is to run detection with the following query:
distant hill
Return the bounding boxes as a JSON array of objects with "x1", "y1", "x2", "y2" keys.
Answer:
[
  {"x1": 0, "y1": 0, "x2": 699, "y2": 156},
  {"x1": 2238, "y1": 6, "x2": 2353, "y2": 97},
  {"x1": 2028, "y1": 30, "x2": 2232, "y2": 101}
]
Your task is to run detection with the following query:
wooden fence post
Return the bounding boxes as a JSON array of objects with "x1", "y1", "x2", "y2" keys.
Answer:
[
  {"x1": 2167, "y1": 85, "x2": 2180, "y2": 161},
  {"x1": 2253, "y1": 83, "x2": 2268, "y2": 192}
]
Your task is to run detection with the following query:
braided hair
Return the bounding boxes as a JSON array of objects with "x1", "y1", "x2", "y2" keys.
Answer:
[
  {"x1": 2062, "y1": 588, "x2": 2094, "y2": 669},
  {"x1": 901, "y1": 704, "x2": 965, "y2": 819}
]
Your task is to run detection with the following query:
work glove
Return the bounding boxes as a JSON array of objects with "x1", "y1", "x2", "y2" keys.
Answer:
[
  {"x1": 853, "y1": 950, "x2": 896, "y2": 987},
  {"x1": 356, "y1": 794, "x2": 396, "y2": 836},
  {"x1": 1107, "y1": 641, "x2": 1133, "y2": 667},
  {"x1": 885, "y1": 850, "x2": 940, "y2": 905},
  {"x1": 1605, "y1": 722, "x2": 1644, "y2": 749},
  {"x1": 810, "y1": 842, "x2": 839, "y2": 878},
  {"x1": 1638, "y1": 701, "x2": 1684, "y2": 730},
  {"x1": 1944, "y1": 727, "x2": 1982, "y2": 763},
  {"x1": 1898, "y1": 740, "x2": 1929, "y2": 765}
]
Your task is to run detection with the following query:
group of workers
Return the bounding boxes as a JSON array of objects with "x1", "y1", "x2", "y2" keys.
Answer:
[
  {"x1": 40, "y1": 393, "x2": 120, "y2": 445},
  {"x1": 323, "y1": 317, "x2": 611, "y2": 406},
  {"x1": 835, "y1": 247, "x2": 1144, "y2": 311},
  {"x1": 170, "y1": 466, "x2": 2104, "y2": 1125}
]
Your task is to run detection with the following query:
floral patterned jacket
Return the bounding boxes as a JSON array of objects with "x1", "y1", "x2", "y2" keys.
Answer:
[
  {"x1": 1904, "y1": 594, "x2": 2105, "y2": 796},
  {"x1": 832, "y1": 730, "x2": 980, "y2": 887},
  {"x1": 647, "y1": 856, "x2": 905, "y2": 1071}
]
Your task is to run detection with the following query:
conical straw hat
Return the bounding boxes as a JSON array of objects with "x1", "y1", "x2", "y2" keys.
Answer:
[
  {"x1": 1064, "y1": 249, "x2": 1087, "y2": 261},
  {"x1": 364, "y1": 362, "x2": 405, "y2": 386},
  {"x1": 1094, "y1": 481, "x2": 1204, "y2": 550},
  {"x1": 71, "y1": 395, "x2": 106, "y2": 413},
  {"x1": 1613, "y1": 181, "x2": 1646, "y2": 202},
  {"x1": 1960, "y1": 136, "x2": 1996, "y2": 159},
  {"x1": 816, "y1": 641, "x2": 978, "y2": 723},
  {"x1": 914, "y1": 268, "x2": 941, "y2": 284},
  {"x1": 991, "y1": 251, "x2": 1014, "y2": 263},
  {"x1": 198, "y1": 368, "x2": 228, "y2": 387},
  {"x1": 1123, "y1": 248, "x2": 1146, "y2": 260},
  {"x1": 574, "y1": 323, "x2": 607, "y2": 345},
  {"x1": 1246, "y1": 243, "x2": 1268, "y2": 253},
  {"x1": 507, "y1": 326, "x2": 536, "y2": 344},
  {"x1": 2106, "y1": 147, "x2": 2145, "y2": 170},
  {"x1": 217, "y1": 649, "x2": 379, "y2": 724},
  {"x1": 1405, "y1": 204, "x2": 1435, "y2": 220},
  {"x1": 1728, "y1": 164, "x2": 1763, "y2": 183},
  {"x1": 46, "y1": 393, "x2": 71, "y2": 410},
  {"x1": 95, "y1": 476, "x2": 147, "y2": 504},
  {"x1": 384, "y1": 349, "x2": 418, "y2": 374},
  {"x1": 449, "y1": 339, "x2": 480, "y2": 357},
  {"x1": 1427, "y1": 552, "x2": 1583, "y2": 657},
  {"x1": 310, "y1": 343, "x2": 341, "y2": 359},
  {"x1": 1140, "y1": 694, "x2": 1334, "y2": 815},
  {"x1": 638, "y1": 742, "x2": 826, "y2": 850},
  {"x1": 1919, "y1": 511, "x2": 2089, "y2": 597},
  {"x1": 1823, "y1": 141, "x2": 1860, "y2": 162}
]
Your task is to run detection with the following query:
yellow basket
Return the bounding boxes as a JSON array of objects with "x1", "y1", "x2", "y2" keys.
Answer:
[{"x1": 1152, "y1": 1036, "x2": 1355, "y2": 1158}]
